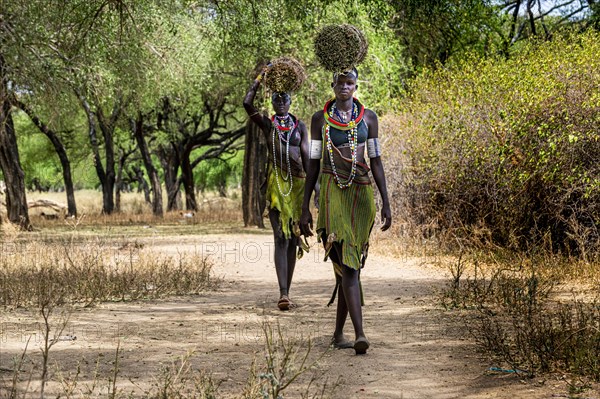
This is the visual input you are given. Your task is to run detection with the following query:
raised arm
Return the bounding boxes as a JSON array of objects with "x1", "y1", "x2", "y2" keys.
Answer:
[
  {"x1": 299, "y1": 111, "x2": 324, "y2": 237},
  {"x1": 365, "y1": 109, "x2": 392, "y2": 231},
  {"x1": 243, "y1": 67, "x2": 270, "y2": 131}
]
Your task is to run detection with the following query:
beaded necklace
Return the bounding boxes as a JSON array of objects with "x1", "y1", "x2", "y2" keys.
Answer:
[
  {"x1": 323, "y1": 98, "x2": 364, "y2": 189},
  {"x1": 332, "y1": 102, "x2": 352, "y2": 122},
  {"x1": 271, "y1": 114, "x2": 298, "y2": 197}
]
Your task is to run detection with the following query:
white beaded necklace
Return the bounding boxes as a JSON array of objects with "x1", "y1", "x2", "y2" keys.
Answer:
[
  {"x1": 271, "y1": 115, "x2": 294, "y2": 197},
  {"x1": 326, "y1": 101, "x2": 358, "y2": 189}
]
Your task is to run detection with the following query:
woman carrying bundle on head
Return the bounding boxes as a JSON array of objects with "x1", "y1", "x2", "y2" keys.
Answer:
[
  {"x1": 243, "y1": 58, "x2": 311, "y2": 311},
  {"x1": 300, "y1": 25, "x2": 392, "y2": 355}
]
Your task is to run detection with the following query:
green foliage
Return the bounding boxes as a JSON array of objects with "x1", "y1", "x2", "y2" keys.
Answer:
[
  {"x1": 7, "y1": 1, "x2": 407, "y2": 204},
  {"x1": 392, "y1": 31, "x2": 600, "y2": 255},
  {"x1": 207, "y1": 0, "x2": 408, "y2": 119},
  {"x1": 194, "y1": 150, "x2": 244, "y2": 195},
  {"x1": 382, "y1": 0, "x2": 502, "y2": 67},
  {"x1": 13, "y1": 113, "x2": 62, "y2": 190},
  {"x1": 13, "y1": 111, "x2": 99, "y2": 190}
]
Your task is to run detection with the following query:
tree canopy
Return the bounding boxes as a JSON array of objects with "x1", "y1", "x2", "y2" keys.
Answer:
[{"x1": 2, "y1": 0, "x2": 600, "y2": 234}]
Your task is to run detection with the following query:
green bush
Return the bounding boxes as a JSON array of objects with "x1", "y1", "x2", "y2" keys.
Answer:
[{"x1": 391, "y1": 32, "x2": 600, "y2": 256}]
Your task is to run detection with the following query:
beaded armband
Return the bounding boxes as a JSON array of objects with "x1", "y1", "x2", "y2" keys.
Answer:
[
  {"x1": 309, "y1": 140, "x2": 322, "y2": 159},
  {"x1": 367, "y1": 138, "x2": 382, "y2": 158}
]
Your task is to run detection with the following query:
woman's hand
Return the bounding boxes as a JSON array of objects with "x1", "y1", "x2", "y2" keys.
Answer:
[
  {"x1": 299, "y1": 208, "x2": 314, "y2": 237},
  {"x1": 380, "y1": 202, "x2": 392, "y2": 231},
  {"x1": 256, "y1": 62, "x2": 272, "y2": 82}
]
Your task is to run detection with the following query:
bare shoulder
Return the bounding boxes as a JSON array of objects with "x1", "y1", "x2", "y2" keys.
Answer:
[
  {"x1": 364, "y1": 108, "x2": 379, "y2": 138},
  {"x1": 364, "y1": 108, "x2": 378, "y2": 123},
  {"x1": 311, "y1": 110, "x2": 325, "y2": 123},
  {"x1": 310, "y1": 110, "x2": 325, "y2": 139}
]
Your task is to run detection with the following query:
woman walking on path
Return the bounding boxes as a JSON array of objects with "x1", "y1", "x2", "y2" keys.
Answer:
[
  {"x1": 243, "y1": 63, "x2": 310, "y2": 311},
  {"x1": 299, "y1": 67, "x2": 392, "y2": 354}
]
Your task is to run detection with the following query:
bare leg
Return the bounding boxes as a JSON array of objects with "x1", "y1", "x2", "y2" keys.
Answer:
[
  {"x1": 340, "y1": 265, "x2": 365, "y2": 341},
  {"x1": 286, "y1": 234, "x2": 298, "y2": 292},
  {"x1": 342, "y1": 266, "x2": 369, "y2": 354},
  {"x1": 328, "y1": 246, "x2": 352, "y2": 347},
  {"x1": 269, "y1": 208, "x2": 301, "y2": 310},
  {"x1": 334, "y1": 273, "x2": 350, "y2": 344},
  {"x1": 269, "y1": 208, "x2": 290, "y2": 297},
  {"x1": 328, "y1": 242, "x2": 368, "y2": 353}
]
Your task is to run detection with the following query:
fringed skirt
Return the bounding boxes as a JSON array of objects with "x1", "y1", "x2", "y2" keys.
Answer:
[
  {"x1": 316, "y1": 172, "x2": 375, "y2": 271},
  {"x1": 265, "y1": 164, "x2": 305, "y2": 240}
]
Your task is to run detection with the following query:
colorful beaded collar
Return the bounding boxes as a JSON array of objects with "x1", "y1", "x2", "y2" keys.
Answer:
[
  {"x1": 323, "y1": 98, "x2": 365, "y2": 130},
  {"x1": 271, "y1": 114, "x2": 298, "y2": 132}
]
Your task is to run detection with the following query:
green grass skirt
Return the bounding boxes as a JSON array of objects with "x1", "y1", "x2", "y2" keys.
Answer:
[
  {"x1": 265, "y1": 165, "x2": 305, "y2": 240},
  {"x1": 316, "y1": 173, "x2": 375, "y2": 270}
]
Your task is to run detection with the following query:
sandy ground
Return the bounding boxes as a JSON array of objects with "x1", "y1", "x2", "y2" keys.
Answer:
[{"x1": 0, "y1": 230, "x2": 597, "y2": 398}]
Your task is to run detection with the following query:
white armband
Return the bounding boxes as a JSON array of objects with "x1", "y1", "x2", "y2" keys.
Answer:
[
  {"x1": 310, "y1": 140, "x2": 322, "y2": 159},
  {"x1": 367, "y1": 138, "x2": 382, "y2": 158}
]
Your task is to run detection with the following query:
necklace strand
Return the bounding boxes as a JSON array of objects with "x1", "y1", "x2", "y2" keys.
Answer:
[
  {"x1": 326, "y1": 101, "x2": 358, "y2": 189},
  {"x1": 272, "y1": 115, "x2": 294, "y2": 196},
  {"x1": 332, "y1": 102, "x2": 351, "y2": 122}
]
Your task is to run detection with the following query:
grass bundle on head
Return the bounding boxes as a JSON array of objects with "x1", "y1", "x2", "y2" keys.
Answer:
[
  {"x1": 264, "y1": 57, "x2": 307, "y2": 93},
  {"x1": 314, "y1": 24, "x2": 369, "y2": 72}
]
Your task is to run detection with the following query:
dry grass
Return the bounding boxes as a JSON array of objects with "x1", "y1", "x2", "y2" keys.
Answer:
[
  {"x1": 0, "y1": 190, "x2": 338, "y2": 398},
  {"x1": 372, "y1": 114, "x2": 600, "y2": 388},
  {"x1": 0, "y1": 238, "x2": 216, "y2": 308},
  {"x1": 10, "y1": 190, "x2": 245, "y2": 238},
  {"x1": 2, "y1": 318, "x2": 335, "y2": 399},
  {"x1": 1, "y1": 192, "x2": 228, "y2": 308},
  {"x1": 26, "y1": 190, "x2": 242, "y2": 220},
  {"x1": 439, "y1": 248, "x2": 600, "y2": 386}
]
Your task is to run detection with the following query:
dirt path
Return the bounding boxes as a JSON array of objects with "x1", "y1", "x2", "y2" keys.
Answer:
[{"x1": 0, "y1": 230, "x2": 577, "y2": 398}]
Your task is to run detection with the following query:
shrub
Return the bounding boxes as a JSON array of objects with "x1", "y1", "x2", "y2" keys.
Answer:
[
  {"x1": 441, "y1": 251, "x2": 600, "y2": 381},
  {"x1": 388, "y1": 31, "x2": 600, "y2": 256}
]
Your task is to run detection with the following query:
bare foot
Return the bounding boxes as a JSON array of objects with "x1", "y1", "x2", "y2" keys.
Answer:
[
  {"x1": 332, "y1": 333, "x2": 354, "y2": 349},
  {"x1": 353, "y1": 336, "x2": 370, "y2": 355},
  {"x1": 277, "y1": 295, "x2": 290, "y2": 311}
]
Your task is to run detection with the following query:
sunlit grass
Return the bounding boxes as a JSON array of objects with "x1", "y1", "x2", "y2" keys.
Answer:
[{"x1": 10, "y1": 189, "x2": 256, "y2": 238}]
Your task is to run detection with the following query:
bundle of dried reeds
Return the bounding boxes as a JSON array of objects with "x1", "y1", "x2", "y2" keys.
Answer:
[
  {"x1": 314, "y1": 24, "x2": 368, "y2": 72},
  {"x1": 264, "y1": 56, "x2": 306, "y2": 93}
]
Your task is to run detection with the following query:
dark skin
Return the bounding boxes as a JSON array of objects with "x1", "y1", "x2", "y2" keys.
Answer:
[
  {"x1": 299, "y1": 73, "x2": 392, "y2": 351},
  {"x1": 243, "y1": 66, "x2": 310, "y2": 309}
]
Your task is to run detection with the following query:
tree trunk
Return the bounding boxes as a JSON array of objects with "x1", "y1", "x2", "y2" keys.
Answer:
[
  {"x1": 218, "y1": 182, "x2": 227, "y2": 198},
  {"x1": 132, "y1": 166, "x2": 151, "y2": 204},
  {"x1": 53, "y1": 140, "x2": 77, "y2": 217},
  {"x1": 14, "y1": 99, "x2": 77, "y2": 216},
  {"x1": 158, "y1": 146, "x2": 182, "y2": 211},
  {"x1": 180, "y1": 144, "x2": 198, "y2": 211},
  {"x1": 242, "y1": 118, "x2": 267, "y2": 228},
  {"x1": 78, "y1": 93, "x2": 121, "y2": 215},
  {"x1": 133, "y1": 113, "x2": 163, "y2": 217},
  {"x1": 100, "y1": 156, "x2": 115, "y2": 214},
  {"x1": 0, "y1": 54, "x2": 31, "y2": 230},
  {"x1": 78, "y1": 94, "x2": 111, "y2": 214},
  {"x1": 115, "y1": 150, "x2": 126, "y2": 212},
  {"x1": 0, "y1": 108, "x2": 31, "y2": 229},
  {"x1": 96, "y1": 105, "x2": 118, "y2": 215}
]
